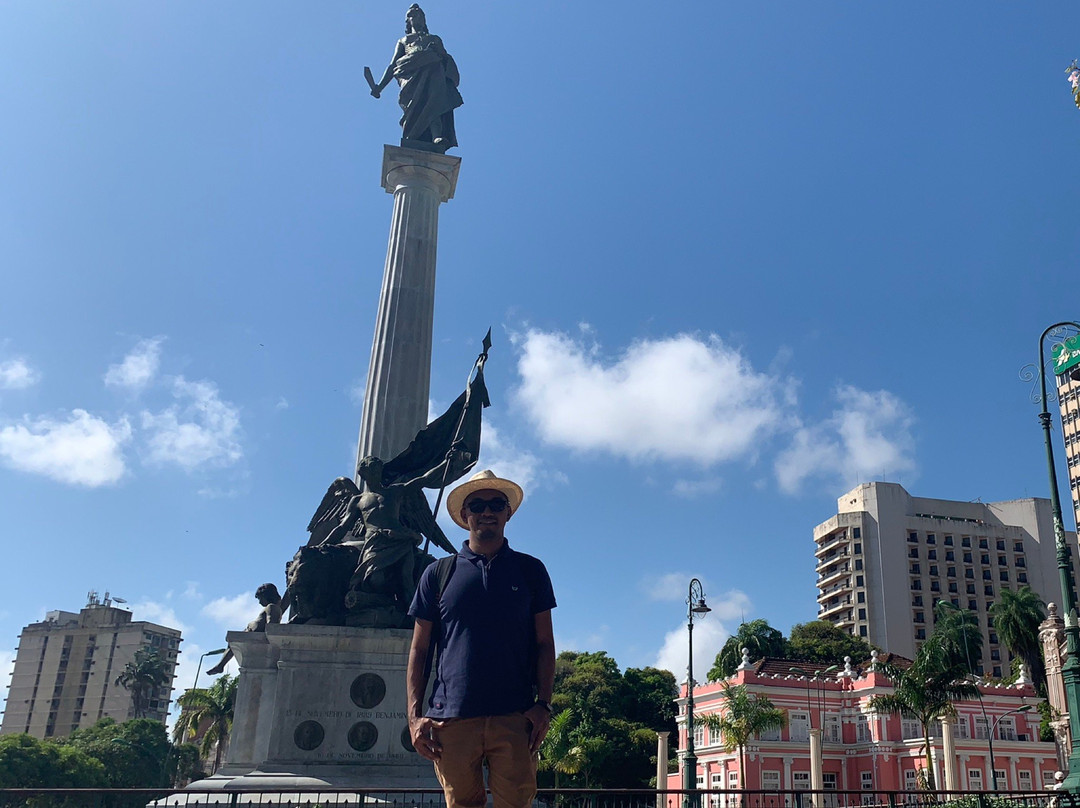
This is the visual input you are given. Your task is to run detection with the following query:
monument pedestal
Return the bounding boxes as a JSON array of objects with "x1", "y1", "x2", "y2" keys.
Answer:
[{"x1": 196, "y1": 624, "x2": 436, "y2": 789}]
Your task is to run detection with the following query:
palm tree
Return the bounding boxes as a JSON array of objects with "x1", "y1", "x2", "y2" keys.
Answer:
[
  {"x1": 697, "y1": 682, "x2": 786, "y2": 789},
  {"x1": 867, "y1": 638, "x2": 979, "y2": 790},
  {"x1": 173, "y1": 675, "x2": 238, "y2": 773},
  {"x1": 990, "y1": 586, "x2": 1046, "y2": 692},
  {"x1": 933, "y1": 600, "x2": 983, "y2": 676},
  {"x1": 114, "y1": 647, "x2": 170, "y2": 719},
  {"x1": 708, "y1": 620, "x2": 787, "y2": 681},
  {"x1": 538, "y1": 709, "x2": 586, "y2": 788}
]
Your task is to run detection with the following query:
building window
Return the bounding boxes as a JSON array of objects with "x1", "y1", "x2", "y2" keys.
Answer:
[
  {"x1": 793, "y1": 772, "x2": 810, "y2": 791},
  {"x1": 944, "y1": 535, "x2": 954, "y2": 546},
  {"x1": 761, "y1": 771, "x2": 781, "y2": 791},
  {"x1": 930, "y1": 581, "x2": 940, "y2": 592},
  {"x1": 914, "y1": 612, "x2": 924, "y2": 623},
  {"x1": 823, "y1": 773, "x2": 837, "y2": 791},
  {"x1": 963, "y1": 552, "x2": 973, "y2": 563},
  {"x1": 955, "y1": 716, "x2": 970, "y2": 739},
  {"x1": 998, "y1": 717, "x2": 1016, "y2": 741},
  {"x1": 962, "y1": 537, "x2": 971, "y2": 547},
  {"x1": 694, "y1": 723, "x2": 705, "y2": 747},
  {"x1": 969, "y1": 769, "x2": 984, "y2": 790},
  {"x1": 966, "y1": 569, "x2": 975, "y2": 579},
  {"x1": 1000, "y1": 571, "x2": 1009, "y2": 582},
  {"x1": 858, "y1": 608, "x2": 866, "y2": 619},
  {"x1": 930, "y1": 565, "x2": 938, "y2": 576},
  {"x1": 997, "y1": 555, "x2": 1007, "y2": 567},
  {"x1": 912, "y1": 595, "x2": 923, "y2": 606},
  {"x1": 981, "y1": 554, "x2": 990, "y2": 565},
  {"x1": 910, "y1": 564, "x2": 921, "y2": 575},
  {"x1": 790, "y1": 711, "x2": 809, "y2": 743},
  {"x1": 908, "y1": 532, "x2": 919, "y2": 543},
  {"x1": 947, "y1": 567, "x2": 956, "y2": 578},
  {"x1": 859, "y1": 625, "x2": 867, "y2": 637},
  {"x1": 857, "y1": 591, "x2": 865, "y2": 603},
  {"x1": 909, "y1": 548, "x2": 919, "y2": 559},
  {"x1": 983, "y1": 570, "x2": 992, "y2": 580},
  {"x1": 728, "y1": 771, "x2": 738, "y2": 789},
  {"x1": 967, "y1": 583, "x2": 976, "y2": 594},
  {"x1": 997, "y1": 540, "x2": 1006, "y2": 551},
  {"x1": 994, "y1": 769, "x2": 1008, "y2": 787},
  {"x1": 915, "y1": 628, "x2": 926, "y2": 640},
  {"x1": 853, "y1": 527, "x2": 861, "y2": 538},
  {"x1": 1018, "y1": 771, "x2": 1033, "y2": 791},
  {"x1": 861, "y1": 771, "x2": 874, "y2": 790},
  {"x1": 855, "y1": 559, "x2": 863, "y2": 570},
  {"x1": 1016, "y1": 557, "x2": 1026, "y2": 568},
  {"x1": 911, "y1": 579, "x2": 922, "y2": 591},
  {"x1": 990, "y1": 649, "x2": 1000, "y2": 661},
  {"x1": 985, "y1": 585, "x2": 994, "y2": 596},
  {"x1": 856, "y1": 575, "x2": 864, "y2": 586},
  {"x1": 969, "y1": 599, "x2": 978, "y2": 610},
  {"x1": 854, "y1": 543, "x2": 862, "y2": 554},
  {"x1": 926, "y1": 533, "x2": 936, "y2": 544},
  {"x1": 856, "y1": 714, "x2": 871, "y2": 743},
  {"x1": 1018, "y1": 572, "x2": 1028, "y2": 583},
  {"x1": 759, "y1": 723, "x2": 781, "y2": 742},
  {"x1": 974, "y1": 717, "x2": 989, "y2": 740},
  {"x1": 979, "y1": 539, "x2": 989, "y2": 549},
  {"x1": 905, "y1": 770, "x2": 918, "y2": 791},
  {"x1": 1013, "y1": 542, "x2": 1024, "y2": 553},
  {"x1": 949, "y1": 582, "x2": 958, "y2": 593}
]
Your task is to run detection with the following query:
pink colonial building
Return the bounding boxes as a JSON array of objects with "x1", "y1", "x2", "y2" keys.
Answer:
[{"x1": 667, "y1": 653, "x2": 1059, "y2": 795}]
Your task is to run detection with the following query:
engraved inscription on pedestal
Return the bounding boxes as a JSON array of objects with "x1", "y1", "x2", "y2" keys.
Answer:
[
  {"x1": 295, "y1": 720, "x2": 325, "y2": 751},
  {"x1": 351, "y1": 673, "x2": 387, "y2": 709},
  {"x1": 349, "y1": 721, "x2": 379, "y2": 752}
]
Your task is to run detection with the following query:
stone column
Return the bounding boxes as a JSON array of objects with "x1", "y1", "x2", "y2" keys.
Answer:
[
  {"x1": 810, "y1": 728, "x2": 823, "y2": 808},
  {"x1": 657, "y1": 730, "x2": 670, "y2": 808},
  {"x1": 941, "y1": 716, "x2": 959, "y2": 792},
  {"x1": 356, "y1": 145, "x2": 461, "y2": 475}
]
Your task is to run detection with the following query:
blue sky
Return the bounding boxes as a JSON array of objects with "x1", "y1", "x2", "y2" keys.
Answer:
[{"x1": 1, "y1": 2, "x2": 1079, "y2": 724}]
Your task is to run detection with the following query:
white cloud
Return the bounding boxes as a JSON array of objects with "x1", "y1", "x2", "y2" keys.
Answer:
[
  {"x1": 514, "y1": 330, "x2": 787, "y2": 466},
  {"x1": 775, "y1": 385, "x2": 916, "y2": 494},
  {"x1": 0, "y1": 648, "x2": 14, "y2": 681},
  {"x1": 0, "y1": 409, "x2": 130, "y2": 486},
  {"x1": 275, "y1": 397, "x2": 289, "y2": 411},
  {"x1": 129, "y1": 599, "x2": 190, "y2": 634},
  {"x1": 477, "y1": 422, "x2": 544, "y2": 493},
  {"x1": 672, "y1": 477, "x2": 723, "y2": 498},
  {"x1": 104, "y1": 337, "x2": 164, "y2": 392},
  {"x1": 350, "y1": 379, "x2": 366, "y2": 406},
  {"x1": 642, "y1": 572, "x2": 697, "y2": 602},
  {"x1": 0, "y1": 358, "x2": 41, "y2": 390},
  {"x1": 202, "y1": 593, "x2": 256, "y2": 628},
  {"x1": 141, "y1": 377, "x2": 242, "y2": 470}
]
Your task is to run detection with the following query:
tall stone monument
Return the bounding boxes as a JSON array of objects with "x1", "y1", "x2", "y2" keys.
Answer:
[{"x1": 188, "y1": 6, "x2": 473, "y2": 790}]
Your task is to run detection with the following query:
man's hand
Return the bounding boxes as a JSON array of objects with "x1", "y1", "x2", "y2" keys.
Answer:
[
  {"x1": 409, "y1": 716, "x2": 443, "y2": 761},
  {"x1": 524, "y1": 704, "x2": 551, "y2": 753}
]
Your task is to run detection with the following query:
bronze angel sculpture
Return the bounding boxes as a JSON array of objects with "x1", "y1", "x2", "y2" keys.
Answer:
[{"x1": 283, "y1": 336, "x2": 490, "y2": 628}]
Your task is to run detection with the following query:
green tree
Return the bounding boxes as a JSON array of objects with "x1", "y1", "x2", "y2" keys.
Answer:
[
  {"x1": 545, "y1": 651, "x2": 669, "y2": 788},
  {"x1": 114, "y1": 647, "x2": 170, "y2": 719},
  {"x1": 697, "y1": 682, "x2": 786, "y2": 789},
  {"x1": 64, "y1": 717, "x2": 171, "y2": 787},
  {"x1": 990, "y1": 586, "x2": 1047, "y2": 693},
  {"x1": 787, "y1": 621, "x2": 874, "y2": 666},
  {"x1": 932, "y1": 600, "x2": 984, "y2": 676},
  {"x1": 866, "y1": 638, "x2": 979, "y2": 790},
  {"x1": 0, "y1": 733, "x2": 107, "y2": 788},
  {"x1": 708, "y1": 620, "x2": 787, "y2": 681},
  {"x1": 167, "y1": 742, "x2": 207, "y2": 787},
  {"x1": 173, "y1": 674, "x2": 238, "y2": 773},
  {"x1": 538, "y1": 709, "x2": 585, "y2": 788}
]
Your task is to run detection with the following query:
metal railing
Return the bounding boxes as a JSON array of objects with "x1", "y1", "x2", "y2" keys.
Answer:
[{"x1": 0, "y1": 788, "x2": 1076, "y2": 808}]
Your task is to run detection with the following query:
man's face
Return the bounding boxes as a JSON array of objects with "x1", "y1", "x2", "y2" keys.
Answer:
[{"x1": 461, "y1": 488, "x2": 512, "y2": 540}]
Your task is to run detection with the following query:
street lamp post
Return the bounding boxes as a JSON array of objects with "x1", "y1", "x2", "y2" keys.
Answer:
[
  {"x1": 983, "y1": 704, "x2": 1032, "y2": 791},
  {"x1": 192, "y1": 648, "x2": 228, "y2": 694},
  {"x1": 1032, "y1": 322, "x2": 1080, "y2": 790},
  {"x1": 683, "y1": 578, "x2": 711, "y2": 808}
]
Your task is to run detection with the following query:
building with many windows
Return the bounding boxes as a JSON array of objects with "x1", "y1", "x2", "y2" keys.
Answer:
[
  {"x1": 813, "y1": 482, "x2": 1075, "y2": 677},
  {"x1": 1054, "y1": 358, "x2": 1080, "y2": 533},
  {"x1": 670, "y1": 656, "x2": 1057, "y2": 795},
  {"x1": 0, "y1": 592, "x2": 182, "y2": 739}
]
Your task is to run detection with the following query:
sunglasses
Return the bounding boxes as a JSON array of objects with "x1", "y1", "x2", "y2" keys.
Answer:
[{"x1": 466, "y1": 497, "x2": 509, "y2": 514}]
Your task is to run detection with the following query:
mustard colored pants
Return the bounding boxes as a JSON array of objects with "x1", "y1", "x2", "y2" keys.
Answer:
[{"x1": 433, "y1": 714, "x2": 537, "y2": 808}]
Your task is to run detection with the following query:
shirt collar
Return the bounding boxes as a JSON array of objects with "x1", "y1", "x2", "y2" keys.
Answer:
[{"x1": 459, "y1": 539, "x2": 512, "y2": 561}]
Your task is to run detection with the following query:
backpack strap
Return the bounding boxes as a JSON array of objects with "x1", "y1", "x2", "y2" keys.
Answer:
[{"x1": 423, "y1": 554, "x2": 457, "y2": 678}]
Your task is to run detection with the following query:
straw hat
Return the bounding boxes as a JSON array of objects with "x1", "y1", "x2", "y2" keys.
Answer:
[{"x1": 446, "y1": 469, "x2": 524, "y2": 529}]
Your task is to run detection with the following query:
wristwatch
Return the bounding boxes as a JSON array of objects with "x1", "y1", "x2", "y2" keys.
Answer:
[{"x1": 535, "y1": 699, "x2": 553, "y2": 713}]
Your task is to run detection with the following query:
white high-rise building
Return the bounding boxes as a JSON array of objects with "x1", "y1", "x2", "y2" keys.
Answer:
[
  {"x1": 0, "y1": 593, "x2": 182, "y2": 739},
  {"x1": 813, "y1": 482, "x2": 1076, "y2": 677}
]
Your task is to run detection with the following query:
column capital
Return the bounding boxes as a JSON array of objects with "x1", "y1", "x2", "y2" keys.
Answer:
[{"x1": 382, "y1": 144, "x2": 461, "y2": 202}]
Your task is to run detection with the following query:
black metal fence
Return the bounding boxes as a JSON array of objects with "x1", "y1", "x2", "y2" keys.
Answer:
[{"x1": 0, "y1": 789, "x2": 1076, "y2": 808}]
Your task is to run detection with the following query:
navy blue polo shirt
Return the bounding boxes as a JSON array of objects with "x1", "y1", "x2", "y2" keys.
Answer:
[{"x1": 408, "y1": 540, "x2": 556, "y2": 719}]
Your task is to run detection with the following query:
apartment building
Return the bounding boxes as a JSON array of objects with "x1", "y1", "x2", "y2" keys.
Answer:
[
  {"x1": 0, "y1": 592, "x2": 182, "y2": 739},
  {"x1": 813, "y1": 482, "x2": 1075, "y2": 677}
]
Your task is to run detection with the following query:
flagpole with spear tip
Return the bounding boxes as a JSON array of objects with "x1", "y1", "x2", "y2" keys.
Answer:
[{"x1": 424, "y1": 328, "x2": 491, "y2": 554}]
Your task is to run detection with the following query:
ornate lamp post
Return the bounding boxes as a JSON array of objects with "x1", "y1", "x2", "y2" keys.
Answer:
[
  {"x1": 1028, "y1": 322, "x2": 1080, "y2": 789},
  {"x1": 682, "y1": 578, "x2": 711, "y2": 808}
]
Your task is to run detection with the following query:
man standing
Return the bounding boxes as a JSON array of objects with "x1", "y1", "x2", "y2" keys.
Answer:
[{"x1": 407, "y1": 470, "x2": 556, "y2": 808}]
